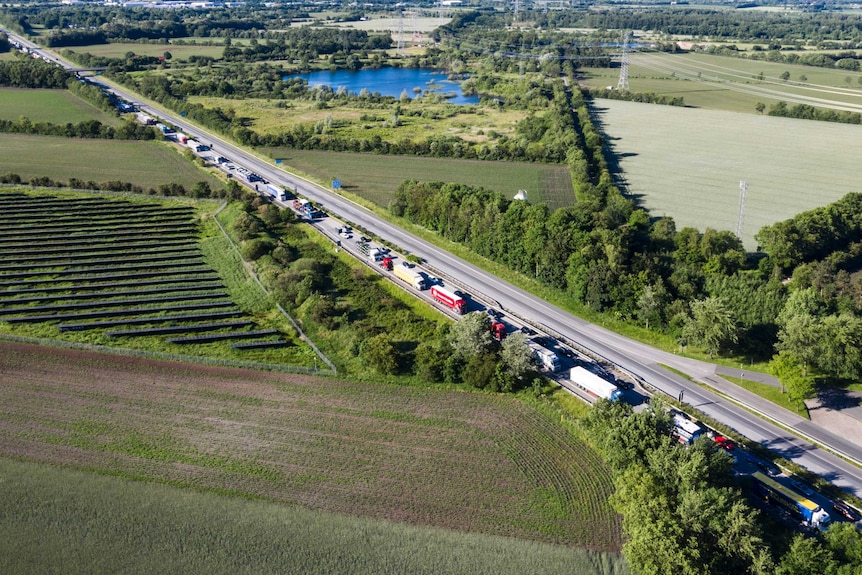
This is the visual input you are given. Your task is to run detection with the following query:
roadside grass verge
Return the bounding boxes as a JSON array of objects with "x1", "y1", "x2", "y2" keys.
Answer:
[
  {"x1": 0, "y1": 134, "x2": 223, "y2": 191},
  {"x1": 721, "y1": 374, "x2": 808, "y2": 417},
  {"x1": 263, "y1": 148, "x2": 575, "y2": 210},
  {"x1": 0, "y1": 88, "x2": 121, "y2": 125},
  {"x1": 660, "y1": 363, "x2": 809, "y2": 420}
]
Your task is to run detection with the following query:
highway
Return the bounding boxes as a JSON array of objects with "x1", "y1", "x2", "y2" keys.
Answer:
[{"x1": 7, "y1": 28, "x2": 862, "y2": 498}]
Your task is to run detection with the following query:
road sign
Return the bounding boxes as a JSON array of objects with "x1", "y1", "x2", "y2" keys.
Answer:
[{"x1": 331, "y1": 179, "x2": 341, "y2": 189}]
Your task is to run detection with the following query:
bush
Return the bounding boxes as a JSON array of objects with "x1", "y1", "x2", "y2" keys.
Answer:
[{"x1": 241, "y1": 238, "x2": 274, "y2": 261}]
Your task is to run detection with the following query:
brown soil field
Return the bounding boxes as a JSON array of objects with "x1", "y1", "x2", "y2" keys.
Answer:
[{"x1": 0, "y1": 341, "x2": 622, "y2": 551}]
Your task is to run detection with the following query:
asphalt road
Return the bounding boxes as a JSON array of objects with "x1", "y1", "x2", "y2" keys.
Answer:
[{"x1": 9, "y1": 30, "x2": 862, "y2": 498}]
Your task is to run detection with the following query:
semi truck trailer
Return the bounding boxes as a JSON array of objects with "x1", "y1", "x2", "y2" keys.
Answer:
[
  {"x1": 752, "y1": 471, "x2": 831, "y2": 531},
  {"x1": 429, "y1": 285, "x2": 466, "y2": 314},
  {"x1": 393, "y1": 266, "x2": 426, "y2": 290},
  {"x1": 568, "y1": 366, "x2": 623, "y2": 402}
]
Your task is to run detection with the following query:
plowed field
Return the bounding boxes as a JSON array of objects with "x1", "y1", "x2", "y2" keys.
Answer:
[{"x1": 0, "y1": 341, "x2": 622, "y2": 551}]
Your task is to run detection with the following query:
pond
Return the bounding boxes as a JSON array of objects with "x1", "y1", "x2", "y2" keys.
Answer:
[{"x1": 287, "y1": 68, "x2": 480, "y2": 105}]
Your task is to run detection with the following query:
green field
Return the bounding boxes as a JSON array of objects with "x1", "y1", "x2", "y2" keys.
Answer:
[
  {"x1": 0, "y1": 458, "x2": 628, "y2": 575},
  {"x1": 0, "y1": 134, "x2": 223, "y2": 191},
  {"x1": 266, "y1": 149, "x2": 575, "y2": 209},
  {"x1": 584, "y1": 52, "x2": 862, "y2": 113},
  {"x1": 69, "y1": 42, "x2": 226, "y2": 60},
  {"x1": 0, "y1": 341, "x2": 625, "y2": 559},
  {"x1": 596, "y1": 99, "x2": 862, "y2": 247},
  {"x1": 0, "y1": 88, "x2": 120, "y2": 125}
]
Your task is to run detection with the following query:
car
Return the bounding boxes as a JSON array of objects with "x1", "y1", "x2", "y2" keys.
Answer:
[
  {"x1": 755, "y1": 459, "x2": 781, "y2": 477},
  {"x1": 401, "y1": 261, "x2": 414, "y2": 268},
  {"x1": 712, "y1": 435, "x2": 734, "y2": 451},
  {"x1": 519, "y1": 326, "x2": 536, "y2": 336},
  {"x1": 833, "y1": 502, "x2": 861, "y2": 522},
  {"x1": 790, "y1": 479, "x2": 815, "y2": 497},
  {"x1": 558, "y1": 347, "x2": 575, "y2": 358},
  {"x1": 359, "y1": 236, "x2": 370, "y2": 243},
  {"x1": 340, "y1": 231, "x2": 351, "y2": 238}
]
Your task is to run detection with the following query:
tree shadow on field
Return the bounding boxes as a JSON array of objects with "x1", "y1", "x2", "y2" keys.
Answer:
[{"x1": 586, "y1": 103, "x2": 637, "y2": 201}]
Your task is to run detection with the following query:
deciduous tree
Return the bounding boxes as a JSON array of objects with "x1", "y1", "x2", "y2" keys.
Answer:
[{"x1": 680, "y1": 297, "x2": 738, "y2": 358}]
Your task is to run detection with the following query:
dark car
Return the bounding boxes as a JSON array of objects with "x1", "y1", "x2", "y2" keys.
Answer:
[
  {"x1": 755, "y1": 459, "x2": 781, "y2": 477},
  {"x1": 519, "y1": 326, "x2": 536, "y2": 336},
  {"x1": 833, "y1": 502, "x2": 861, "y2": 522}
]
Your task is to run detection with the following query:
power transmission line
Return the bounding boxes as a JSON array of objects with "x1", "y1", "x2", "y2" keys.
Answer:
[
  {"x1": 736, "y1": 180, "x2": 748, "y2": 240},
  {"x1": 617, "y1": 31, "x2": 631, "y2": 91}
]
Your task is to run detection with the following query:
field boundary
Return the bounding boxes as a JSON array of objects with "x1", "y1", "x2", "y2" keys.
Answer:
[
  {"x1": 211, "y1": 201, "x2": 337, "y2": 373},
  {"x1": 0, "y1": 332, "x2": 332, "y2": 375}
]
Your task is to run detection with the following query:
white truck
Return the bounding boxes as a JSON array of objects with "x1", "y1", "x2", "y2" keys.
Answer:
[
  {"x1": 529, "y1": 341, "x2": 561, "y2": 372},
  {"x1": 394, "y1": 265, "x2": 426, "y2": 290},
  {"x1": 672, "y1": 414, "x2": 705, "y2": 445},
  {"x1": 568, "y1": 366, "x2": 623, "y2": 402}
]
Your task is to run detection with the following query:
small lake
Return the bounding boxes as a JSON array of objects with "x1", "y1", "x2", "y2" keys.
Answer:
[{"x1": 287, "y1": 68, "x2": 480, "y2": 105}]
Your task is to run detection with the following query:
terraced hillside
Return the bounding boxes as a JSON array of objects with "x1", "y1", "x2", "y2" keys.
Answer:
[{"x1": 0, "y1": 191, "x2": 312, "y2": 367}]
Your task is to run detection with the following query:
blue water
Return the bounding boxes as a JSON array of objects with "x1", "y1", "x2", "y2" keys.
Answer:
[{"x1": 287, "y1": 68, "x2": 480, "y2": 105}]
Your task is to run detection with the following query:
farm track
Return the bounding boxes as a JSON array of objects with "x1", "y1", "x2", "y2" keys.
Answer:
[
  {"x1": 2, "y1": 283, "x2": 226, "y2": 304},
  {"x1": 0, "y1": 259, "x2": 207, "y2": 279},
  {"x1": 5, "y1": 300, "x2": 238, "y2": 323},
  {"x1": 0, "y1": 222, "x2": 199, "y2": 239},
  {"x1": 58, "y1": 309, "x2": 246, "y2": 332},
  {"x1": 0, "y1": 238, "x2": 194, "y2": 257},
  {"x1": 0, "y1": 341, "x2": 622, "y2": 551},
  {"x1": 0, "y1": 247, "x2": 200, "y2": 276},
  {"x1": 0, "y1": 233, "x2": 196, "y2": 248},
  {"x1": 0, "y1": 292, "x2": 230, "y2": 315},
  {"x1": 0, "y1": 275, "x2": 222, "y2": 294},
  {"x1": 0, "y1": 267, "x2": 216, "y2": 287},
  {"x1": 0, "y1": 216, "x2": 196, "y2": 234}
]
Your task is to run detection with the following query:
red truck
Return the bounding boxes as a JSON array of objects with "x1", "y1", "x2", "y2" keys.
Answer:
[
  {"x1": 430, "y1": 285, "x2": 466, "y2": 314},
  {"x1": 491, "y1": 322, "x2": 506, "y2": 341},
  {"x1": 380, "y1": 257, "x2": 393, "y2": 271}
]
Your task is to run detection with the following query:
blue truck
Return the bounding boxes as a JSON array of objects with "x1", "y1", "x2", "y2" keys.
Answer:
[{"x1": 752, "y1": 471, "x2": 831, "y2": 531}]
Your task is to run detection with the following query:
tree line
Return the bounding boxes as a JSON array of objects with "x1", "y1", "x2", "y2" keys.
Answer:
[
  {"x1": 390, "y1": 174, "x2": 862, "y2": 385},
  {"x1": 0, "y1": 115, "x2": 157, "y2": 140},
  {"x1": 766, "y1": 101, "x2": 861, "y2": 126},
  {"x1": 0, "y1": 173, "x2": 224, "y2": 199},
  {"x1": 0, "y1": 58, "x2": 71, "y2": 89},
  {"x1": 582, "y1": 397, "x2": 862, "y2": 575}
]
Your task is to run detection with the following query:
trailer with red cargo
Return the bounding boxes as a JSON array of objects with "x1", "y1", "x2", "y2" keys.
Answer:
[{"x1": 491, "y1": 322, "x2": 506, "y2": 341}]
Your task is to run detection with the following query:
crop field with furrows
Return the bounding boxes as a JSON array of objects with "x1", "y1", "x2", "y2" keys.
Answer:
[
  {"x1": 0, "y1": 191, "x2": 313, "y2": 367},
  {"x1": 264, "y1": 149, "x2": 575, "y2": 210},
  {"x1": 0, "y1": 88, "x2": 122, "y2": 125},
  {"x1": 0, "y1": 341, "x2": 623, "y2": 553},
  {"x1": 595, "y1": 99, "x2": 862, "y2": 248},
  {"x1": 0, "y1": 134, "x2": 223, "y2": 191},
  {"x1": 0, "y1": 459, "x2": 629, "y2": 575}
]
